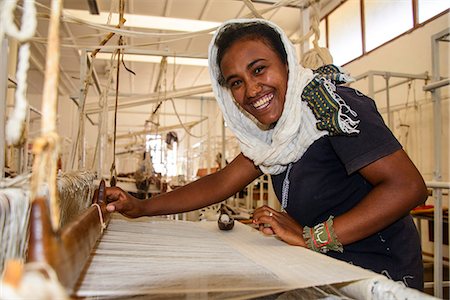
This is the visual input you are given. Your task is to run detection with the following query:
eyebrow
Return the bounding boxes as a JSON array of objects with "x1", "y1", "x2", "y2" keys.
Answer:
[{"x1": 224, "y1": 58, "x2": 266, "y2": 85}]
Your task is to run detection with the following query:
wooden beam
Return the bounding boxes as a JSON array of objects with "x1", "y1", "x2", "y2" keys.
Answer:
[{"x1": 27, "y1": 180, "x2": 110, "y2": 294}]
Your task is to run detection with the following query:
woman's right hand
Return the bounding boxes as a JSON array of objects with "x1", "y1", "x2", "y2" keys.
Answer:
[{"x1": 105, "y1": 186, "x2": 145, "y2": 218}]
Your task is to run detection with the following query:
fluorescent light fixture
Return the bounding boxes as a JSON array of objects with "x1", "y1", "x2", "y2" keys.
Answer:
[
  {"x1": 64, "y1": 9, "x2": 220, "y2": 32},
  {"x1": 93, "y1": 52, "x2": 209, "y2": 67}
]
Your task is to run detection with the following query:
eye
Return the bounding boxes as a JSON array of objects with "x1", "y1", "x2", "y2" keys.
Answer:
[
  {"x1": 254, "y1": 65, "x2": 265, "y2": 75},
  {"x1": 229, "y1": 79, "x2": 242, "y2": 88}
]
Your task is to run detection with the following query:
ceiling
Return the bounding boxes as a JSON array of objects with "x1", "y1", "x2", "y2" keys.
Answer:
[{"x1": 19, "y1": 0, "x2": 343, "y2": 138}]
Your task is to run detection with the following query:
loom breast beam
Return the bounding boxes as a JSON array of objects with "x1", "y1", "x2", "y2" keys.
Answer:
[{"x1": 26, "y1": 179, "x2": 110, "y2": 294}]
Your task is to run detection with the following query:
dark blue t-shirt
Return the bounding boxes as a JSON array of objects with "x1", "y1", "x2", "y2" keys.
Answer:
[{"x1": 271, "y1": 86, "x2": 423, "y2": 289}]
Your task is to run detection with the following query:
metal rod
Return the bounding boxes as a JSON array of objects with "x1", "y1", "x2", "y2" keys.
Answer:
[
  {"x1": 423, "y1": 78, "x2": 450, "y2": 92},
  {"x1": 426, "y1": 181, "x2": 450, "y2": 189},
  {"x1": 384, "y1": 75, "x2": 392, "y2": 129},
  {"x1": 85, "y1": 84, "x2": 213, "y2": 114},
  {"x1": 353, "y1": 70, "x2": 428, "y2": 81},
  {"x1": 430, "y1": 28, "x2": 446, "y2": 299},
  {"x1": 374, "y1": 77, "x2": 413, "y2": 94},
  {"x1": 86, "y1": 48, "x2": 208, "y2": 60},
  {"x1": 113, "y1": 118, "x2": 207, "y2": 140},
  {"x1": 0, "y1": 38, "x2": 8, "y2": 179}
]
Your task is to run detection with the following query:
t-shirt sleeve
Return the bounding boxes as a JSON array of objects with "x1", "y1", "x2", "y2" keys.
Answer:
[{"x1": 329, "y1": 86, "x2": 402, "y2": 174}]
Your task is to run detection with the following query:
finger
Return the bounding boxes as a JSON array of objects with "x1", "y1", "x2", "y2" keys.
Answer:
[
  {"x1": 106, "y1": 203, "x2": 116, "y2": 212},
  {"x1": 106, "y1": 190, "x2": 122, "y2": 203},
  {"x1": 253, "y1": 208, "x2": 274, "y2": 222},
  {"x1": 262, "y1": 227, "x2": 275, "y2": 235}
]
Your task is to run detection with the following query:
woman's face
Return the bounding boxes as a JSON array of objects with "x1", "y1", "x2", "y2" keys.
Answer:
[{"x1": 220, "y1": 38, "x2": 288, "y2": 126}]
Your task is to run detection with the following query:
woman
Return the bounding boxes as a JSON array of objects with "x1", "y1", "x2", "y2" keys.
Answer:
[{"x1": 105, "y1": 19, "x2": 427, "y2": 289}]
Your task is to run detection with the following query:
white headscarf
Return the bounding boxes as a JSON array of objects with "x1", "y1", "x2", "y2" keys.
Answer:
[{"x1": 208, "y1": 19, "x2": 327, "y2": 175}]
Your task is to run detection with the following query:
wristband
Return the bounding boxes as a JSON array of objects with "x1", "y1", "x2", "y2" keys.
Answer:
[{"x1": 303, "y1": 216, "x2": 343, "y2": 253}]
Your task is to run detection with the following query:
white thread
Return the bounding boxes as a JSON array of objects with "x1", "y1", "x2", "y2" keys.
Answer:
[
  {"x1": 74, "y1": 216, "x2": 388, "y2": 299},
  {"x1": 58, "y1": 171, "x2": 96, "y2": 226},
  {"x1": 300, "y1": 0, "x2": 333, "y2": 69},
  {"x1": 2, "y1": 0, "x2": 37, "y2": 145},
  {"x1": 0, "y1": 261, "x2": 68, "y2": 299},
  {"x1": 6, "y1": 44, "x2": 30, "y2": 145},
  {"x1": 26, "y1": 1, "x2": 315, "y2": 54},
  {"x1": 1, "y1": 0, "x2": 37, "y2": 41},
  {"x1": 0, "y1": 171, "x2": 95, "y2": 273},
  {"x1": 91, "y1": 203, "x2": 106, "y2": 233},
  {"x1": 0, "y1": 189, "x2": 30, "y2": 273}
]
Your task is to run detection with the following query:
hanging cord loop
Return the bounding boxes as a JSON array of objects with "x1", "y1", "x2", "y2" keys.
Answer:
[
  {"x1": 300, "y1": 0, "x2": 333, "y2": 69},
  {"x1": 1, "y1": 0, "x2": 37, "y2": 145}
]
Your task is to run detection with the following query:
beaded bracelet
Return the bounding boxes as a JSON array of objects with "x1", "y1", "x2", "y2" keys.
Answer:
[{"x1": 303, "y1": 216, "x2": 343, "y2": 253}]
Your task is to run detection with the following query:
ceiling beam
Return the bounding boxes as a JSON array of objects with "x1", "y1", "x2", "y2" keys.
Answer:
[
  {"x1": 112, "y1": 117, "x2": 207, "y2": 139},
  {"x1": 85, "y1": 84, "x2": 213, "y2": 114},
  {"x1": 87, "y1": 0, "x2": 100, "y2": 15}
]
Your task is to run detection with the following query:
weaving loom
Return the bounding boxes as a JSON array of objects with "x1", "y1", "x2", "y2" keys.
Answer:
[{"x1": 0, "y1": 179, "x2": 436, "y2": 299}]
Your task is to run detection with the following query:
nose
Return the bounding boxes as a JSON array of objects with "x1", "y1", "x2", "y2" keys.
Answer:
[{"x1": 246, "y1": 81, "x2": 262, "y2": 98}]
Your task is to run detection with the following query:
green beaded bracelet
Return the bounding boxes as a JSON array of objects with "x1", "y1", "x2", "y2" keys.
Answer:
[{"x1": 303, "y1": 216, "x2": 343, "y2": 253}]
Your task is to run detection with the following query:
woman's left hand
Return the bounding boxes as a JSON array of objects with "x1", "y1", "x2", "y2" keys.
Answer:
[{"x1": 252, "y1": 205, "x2": 307, "y2": 247}]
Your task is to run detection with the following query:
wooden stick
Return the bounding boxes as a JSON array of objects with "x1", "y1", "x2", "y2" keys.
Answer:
[
  {"x1": 26, "y1": 180, "x2": 110, "y2": 293},
  {"x1": 90, "y1": 17, "x2": 126, "y2": 58}
]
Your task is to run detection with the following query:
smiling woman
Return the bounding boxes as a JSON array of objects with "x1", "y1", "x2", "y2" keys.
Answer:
[{"x1": 103, "y1": 18, "x2": 428, "y2": 292}]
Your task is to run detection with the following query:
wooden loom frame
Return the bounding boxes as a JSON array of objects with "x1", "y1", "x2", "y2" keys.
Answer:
[{"x1": 26, "y1": 180, "x2": 110, "y2": 294}]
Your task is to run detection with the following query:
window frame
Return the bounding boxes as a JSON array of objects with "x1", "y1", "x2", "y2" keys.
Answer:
[{"x1": 319, "y1": 0, "x2": 449, "y2": 66}]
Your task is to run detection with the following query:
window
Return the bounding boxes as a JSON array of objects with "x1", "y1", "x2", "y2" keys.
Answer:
[
  {"x1": 146, "y1": 134, "x2": 177, "y2": 176},
  {"x1": 318, "y1": 0, "x2": 449, "y2": 65},
  {"x1": 418, "y1": 0, "x2": 449, "y2": 23},
  {"x1": 364, "y1": 0, "x2": 413, "y2": 51},
  {"x1": 328, "y1": 0, "x2": 363, "y2": 66}
]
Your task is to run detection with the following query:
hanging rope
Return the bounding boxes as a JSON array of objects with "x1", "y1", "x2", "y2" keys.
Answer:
[
  {"x1": 1, "y1": 0, "x2": 37, "y2": 145},
  {"x1": 300, "y1": 0, "x2": 333, "y2": 69},
  {"x1": 242, "y1": 0, "x2": 264, "y2": 19},
  {"x1": 109, "y1": 0, "x2": 126, "y2": 187},
  {"x1": 91, "y1": 53, "x2": 116, "y2": 171},
  {"x1": 168, "y1": 98, "x2": 205, "y2": 138},
  {"x1": 27, "y1": 0, "x2": 300, "y2": 50},
  {"x1": 69, "y1": 56, "x2": 96, "y2": 170},
  {"x1": 109, "y1": 48, "x2": 120, "y2": 187}
]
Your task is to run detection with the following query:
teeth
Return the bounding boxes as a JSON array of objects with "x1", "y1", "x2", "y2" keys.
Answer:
[{"x1": 252, "y1": 94, "x2": 273, "y2": 109}]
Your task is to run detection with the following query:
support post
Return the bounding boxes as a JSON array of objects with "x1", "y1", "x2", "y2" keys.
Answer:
[{"x1": 0, "y1": 38, "x2": 8, "y2": 179}]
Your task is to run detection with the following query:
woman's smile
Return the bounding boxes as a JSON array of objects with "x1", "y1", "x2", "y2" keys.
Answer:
[
  {"x1": 251, "y1": 92, "x2": 274, "y2": 110},
  {"x1": 220, "y1": 38, "x2": 288, "y2": 126}
]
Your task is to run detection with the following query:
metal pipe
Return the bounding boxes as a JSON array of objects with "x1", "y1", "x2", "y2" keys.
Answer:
[
  {"x1": 0, "y1": 38, "x2": 8, "y2": 179},
  {"x1": 113, "y1": 118, "x2": 207, "y2": 140},
  {"x1": 368, "y1": 72, "x2": 374, "y2": 99},
  {"x1": 353, "y1": 70, "x2": 428, "y2": 81},
  {"x1": 430, "y1": 28, "x2": 447, "y2": 299},
  {"x1": 423, "y1": 78, "x2": 450, "y2": 92},
  {"x1": 426, "y1": 181, "x2": 450, "y2": 189},
  {"x1": 85, "y1": 84, "x2": 212, "y2": 114},
  {"x1": 384, "y1": 74, "x2": 392, "y2": 129}
]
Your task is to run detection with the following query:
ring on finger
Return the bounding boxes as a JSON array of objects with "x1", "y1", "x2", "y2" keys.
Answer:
[{"x1": 269, "y1": 211, "x2": 273, "y2": 217}]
